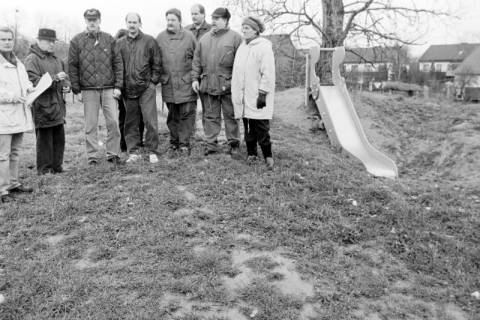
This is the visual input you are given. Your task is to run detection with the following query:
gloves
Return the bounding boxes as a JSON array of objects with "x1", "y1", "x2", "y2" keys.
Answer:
[{"x1": 256, "y1": 92, "x2": 267, "y2": 109}]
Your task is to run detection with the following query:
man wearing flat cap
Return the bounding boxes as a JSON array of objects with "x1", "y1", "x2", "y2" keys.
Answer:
[
  {"x1": 68, "y1": 9, "x2": 123, "y2": 166},
  {"x1": 25, "y1": 28, "x2": 71, "y2": 175},
  {"x1": 192, "y1": 7, "x2": 243, "y2": 157}
]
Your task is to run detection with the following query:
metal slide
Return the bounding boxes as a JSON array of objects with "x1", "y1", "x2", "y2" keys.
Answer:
[{"x1": 307, "y1": 46, "x2": 398, "y2": 179}]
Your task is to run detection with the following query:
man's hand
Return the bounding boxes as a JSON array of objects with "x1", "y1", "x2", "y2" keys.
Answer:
[
  {"x1": 62, "y1": 86, "x2": 71, "y2": 94},
  {"x1": 76, "y1": 93, "x2": 83, "y2": 103},
  {"x1": 113, "y1": 88, "x2": 122, "y2": 99},
  {"x1": 56, "y1": 71, "x2": 67, "y2": 81},
  {"x1": 256, "y1": 92, "x2": 267, "y2": 109},
  {"x1": 192, "y1": 80, "x2": 199, "y2": 94}
]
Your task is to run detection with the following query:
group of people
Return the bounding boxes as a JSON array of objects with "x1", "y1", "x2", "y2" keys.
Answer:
[{"x1": 0, "y1": 4, "x2": 276, "y2": 203}]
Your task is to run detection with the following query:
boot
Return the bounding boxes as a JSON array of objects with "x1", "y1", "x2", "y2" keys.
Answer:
[{"x1": 265, "y1": 157, "x2": 274, "y2": 170}]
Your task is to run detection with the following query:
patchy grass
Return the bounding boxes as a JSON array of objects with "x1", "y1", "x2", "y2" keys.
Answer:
[{"x1": 0, "y1": 90, "x2": 479, "y2": 319}]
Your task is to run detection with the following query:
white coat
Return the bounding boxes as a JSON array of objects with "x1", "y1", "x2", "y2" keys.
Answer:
[
  {"x1": 232, "y1": 37, "x2": 275, "y2": 120},
  {"x1": 0, "y1": 54, "x2": 34, "y2": 134}
]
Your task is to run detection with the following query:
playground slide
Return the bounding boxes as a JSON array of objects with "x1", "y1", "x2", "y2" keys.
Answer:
[{"x1": 309, "y1": 46, "x2": 398, "y2": 179}]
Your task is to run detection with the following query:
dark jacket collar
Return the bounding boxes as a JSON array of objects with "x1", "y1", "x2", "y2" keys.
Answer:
[
  {"x1": 189, "y1": 20, "x2": 210, "y2": 31},
  {"x1": 127, "y1": 30, "x2": 144, "y2": 41},
  {"x1": 166, "y1": 28, "x2": 185, "y2": 39},
  {"x1": 211, "y1": 26, "x2": 229, "y2": 37},
  {"x1": 29, "y1": 44, "x2": 55, "y2": 59}
]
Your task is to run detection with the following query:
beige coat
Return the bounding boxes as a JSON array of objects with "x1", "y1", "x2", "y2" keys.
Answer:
[
  {"x1": 0, "y1": 54, "x2": 34, "y2": 134},
  {"x1": 232, "y1": 37, "x2": 275, "y2": 120}
]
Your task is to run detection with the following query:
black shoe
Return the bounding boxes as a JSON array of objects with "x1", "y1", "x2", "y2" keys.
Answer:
[
  {"x1": 1, "y1": 193, "x2": 15, "y2": 203},
  {"x1": 230, "y1": 147, "x2": 242, "y2": 160},
  {"x1": 107, "y1": 156, "x2": 124, "y2": 165},
  {"x1": 88, "y1": 159, "x2": 99, "y2": 166},
  {"x1": 204, "y1": 147, "x2": 218, "y2": 156},
  {"x1": 9, "y1": 184, "x2": 33, "y2": 193}
]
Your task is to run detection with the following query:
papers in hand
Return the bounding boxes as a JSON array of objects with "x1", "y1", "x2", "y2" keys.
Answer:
[{"x1": 26, "y1": 73, "x2": 53, "y2": 106}]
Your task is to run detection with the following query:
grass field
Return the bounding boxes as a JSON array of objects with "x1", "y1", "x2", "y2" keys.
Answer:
[{"x1": 0, "y1": 89, "x2": 479, "y2": 319}]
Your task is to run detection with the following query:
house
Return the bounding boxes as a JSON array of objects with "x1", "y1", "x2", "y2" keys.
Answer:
[
  {"x1": 454, "y1": 46, "x2": 480, "y2": 101},
  {"x1": 343, "y1": 46, "x2": 410, "y2": 84},
  {"x1": 418, "y1": 43, "x2": 480, "y2": 77}
]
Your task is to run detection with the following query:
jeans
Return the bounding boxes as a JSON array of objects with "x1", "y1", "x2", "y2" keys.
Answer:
[
  {"x1": 0, "y1": 133, "x2": 23, "y2": 195},
  {"x1": 166, "y1": 101, "x2": 197, "y2": 148},
  {"x1": 243, "y1": 118, "x2": 272, "y2": 158},
  {"x1": 35, "y1": 124, "x2": 65, "y2": 174},
  {"x1": 125, "y1": 84, "x2": 159, "y2": 154},
  {"x1": 82, "y1": 89, "x2": 121, "y2": 161},
  {"x1": 200, "y1": 93, "x2": 240, "y2": 149},
  {"x1": 118, "y1": 96, "x2": 144, "y2": 152}
]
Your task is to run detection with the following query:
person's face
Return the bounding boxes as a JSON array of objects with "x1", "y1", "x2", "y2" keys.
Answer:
[
  {"x1": 85, "y1": 18, "x2": 101, "y2": 32},
  {"x1": 38, "y1": 39, "x2": 55, "y2": 53},
  {"x1": 191, "y1": 6, "x2": 204, "y2": 25},
  {"x1": 166, "y1": 14, "x2": 181, "y2": 32},
  {"x1": 242, "y1": 24, "x2": 257, "y2": 40},
  {"x1": 211, "y1": 16, "x2": 227, "y2": 31},
  {"x1": 0, "y1": 31, "x2": 14, "y2": 52},
  {"x1": 126, "y1": 14, "x2": 141, "y2": 35}
]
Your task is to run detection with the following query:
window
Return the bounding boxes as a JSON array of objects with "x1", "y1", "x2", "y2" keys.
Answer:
[
  {"x1": 422, "y1": 63, "x2": 431, "y2": 72},
  {"x1": 435, "y1": 63, "x2": 443, "y2": 72},
  {"x1": 351, "y1": 64, "x2": 358, "y2": 72}
]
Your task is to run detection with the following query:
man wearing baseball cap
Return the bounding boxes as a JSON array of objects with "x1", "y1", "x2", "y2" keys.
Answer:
[
  {"x1": 25, "y1": 28, "x2": 71, "y2": 175},
  {"x1": 192, "y1": 7, "x2": 243, "y2": 158},
  {"x1": 68, "y1": 9, "x2": 123, "y2": 166}
]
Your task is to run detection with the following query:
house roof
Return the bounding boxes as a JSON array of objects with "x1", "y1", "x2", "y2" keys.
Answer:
[
  {"x1": 454, "y1": 46, "x2": 480, "y2": 75},
  {"x1": 419, "y1": 43, "x2": 480, "y2": 62},
  {"x1": 343, "y1": 47, "x2": 403, "y2": 64}
]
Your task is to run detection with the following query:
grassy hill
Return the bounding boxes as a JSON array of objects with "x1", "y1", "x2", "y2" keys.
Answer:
[{"x1": 0, "y1": 89, "x2": 479, "y2": 319}]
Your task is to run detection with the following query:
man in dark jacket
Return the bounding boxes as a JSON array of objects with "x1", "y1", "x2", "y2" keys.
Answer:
[
  {"x1": 117, "y1": 13, "x2": 162, "y2": 164},
  {"x1": 185, "y1": 4, "x2": 211, "y2": 41},
  {"x1": 192, "y1": 7, "x2": 242, "y2": 157},
  {"x1": 25, "y1": 28, "x2": 71, "y2": 175},
  {"x1": 157, "y1": 9, "x2": 197, "y2": 156},
  {"x1": 114, "y1": 28, "x2": 144, "y2": 152},
  {"x1": 68, "y1": 9, "x2": 123, "y2": 165}
]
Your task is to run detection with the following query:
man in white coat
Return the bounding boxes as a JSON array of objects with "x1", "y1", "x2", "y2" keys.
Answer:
[
  {"x1": 0, "y1": 27, "x2": 35, "y2": 203},
  {"x1": 231, "y1": 17, "x2": 276, "y2": 169}
]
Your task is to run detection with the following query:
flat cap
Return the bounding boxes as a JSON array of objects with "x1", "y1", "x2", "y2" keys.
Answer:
[{"x1": 84, "y1": 8, "x2": 101, "y2": 20}]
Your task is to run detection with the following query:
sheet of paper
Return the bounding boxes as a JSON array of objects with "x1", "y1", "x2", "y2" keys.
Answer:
[{"x1": 26, "y1": 73, "x2": 53, "y2": 106}]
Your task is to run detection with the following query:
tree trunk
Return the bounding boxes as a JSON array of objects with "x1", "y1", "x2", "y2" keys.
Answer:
[{"x1": 317, "y1": 0, "x2": 345, "y2": 84}]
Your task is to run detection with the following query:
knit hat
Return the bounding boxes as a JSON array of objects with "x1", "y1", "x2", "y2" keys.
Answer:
[
  {"x1": 242, "y1": 16, "x2": 265, "y2": 34},
  {"x1": 84, "y1": 8, "x2": 101, "y2": 20},
  {"x1": 166, "y1": 8, "x2": 182, "y2": 22}
]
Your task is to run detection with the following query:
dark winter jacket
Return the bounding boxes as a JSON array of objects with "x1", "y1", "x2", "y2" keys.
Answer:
[
  {"x1": 67, "y1": 30, "x2": 123, "y2": 94},
  {"x1": 185, "y1": 21, "x2": 212, "y2": 41},
  {"x1": 116, "y1": 31, "x2": 162, "y2": 99},
  {"x1": 24, "y1": 44, "x2": 70, "y2": 128},
  {"x1": 156, "y1": 29, "x2": 197, "y2": 104},
  {"x1": 191, "y1": 27, "x2": 242, "y2": 96}
]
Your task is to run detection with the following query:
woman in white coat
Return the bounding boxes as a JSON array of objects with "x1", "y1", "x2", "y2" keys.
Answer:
[
  {"x1": 0, "y1": 27, "x2": 34, "y2": 203},
  {"x1": 232, "y1": 16, "x2": 275, "y2": 169}
]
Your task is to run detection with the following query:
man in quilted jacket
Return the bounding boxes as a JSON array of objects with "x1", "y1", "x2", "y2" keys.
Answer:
[{"x1": 68, "y1": 8, "x2": 123, "y2": 165}]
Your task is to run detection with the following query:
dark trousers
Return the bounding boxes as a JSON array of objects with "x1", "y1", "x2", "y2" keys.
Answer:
[
  {"x1": 35, "y1": 124, "x2": 65, "y2": 174},
  {"x1": 125, "y1": 84, "x2": 159, "y2": 154},
  {"x1": 200, "y1": 93, "x2": 240, "y2": 149},
  {"x1": 166, "y1": 101, "x2": 197, "y2": 148},
  {"x1": 119, "y1": 97, "x2": 144, "y2": 152},
  {"x1": 243, "y1": 118, "x2": 272, "y2": 158}
]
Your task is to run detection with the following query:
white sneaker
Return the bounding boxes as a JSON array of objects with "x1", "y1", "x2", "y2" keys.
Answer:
[
  {"x1": 149, "y1": 154, "x2": 159, "y2": 164},
  {"x1": 126, "y1": 154, "x2": 141, "y2": 163}
]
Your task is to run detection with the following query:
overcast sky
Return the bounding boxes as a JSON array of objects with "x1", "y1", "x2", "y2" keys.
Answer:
[{"x1": 1, "y1": 0, "x2": 479, "y2": 57}]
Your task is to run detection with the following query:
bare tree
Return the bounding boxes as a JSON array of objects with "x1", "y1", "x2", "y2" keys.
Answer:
[
  {"x1": 454, "y1": 65, "x2": 476, "y2": 100},
  {"x1": 225, "y1": 0, "x2": 448, "y2": 82}
]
